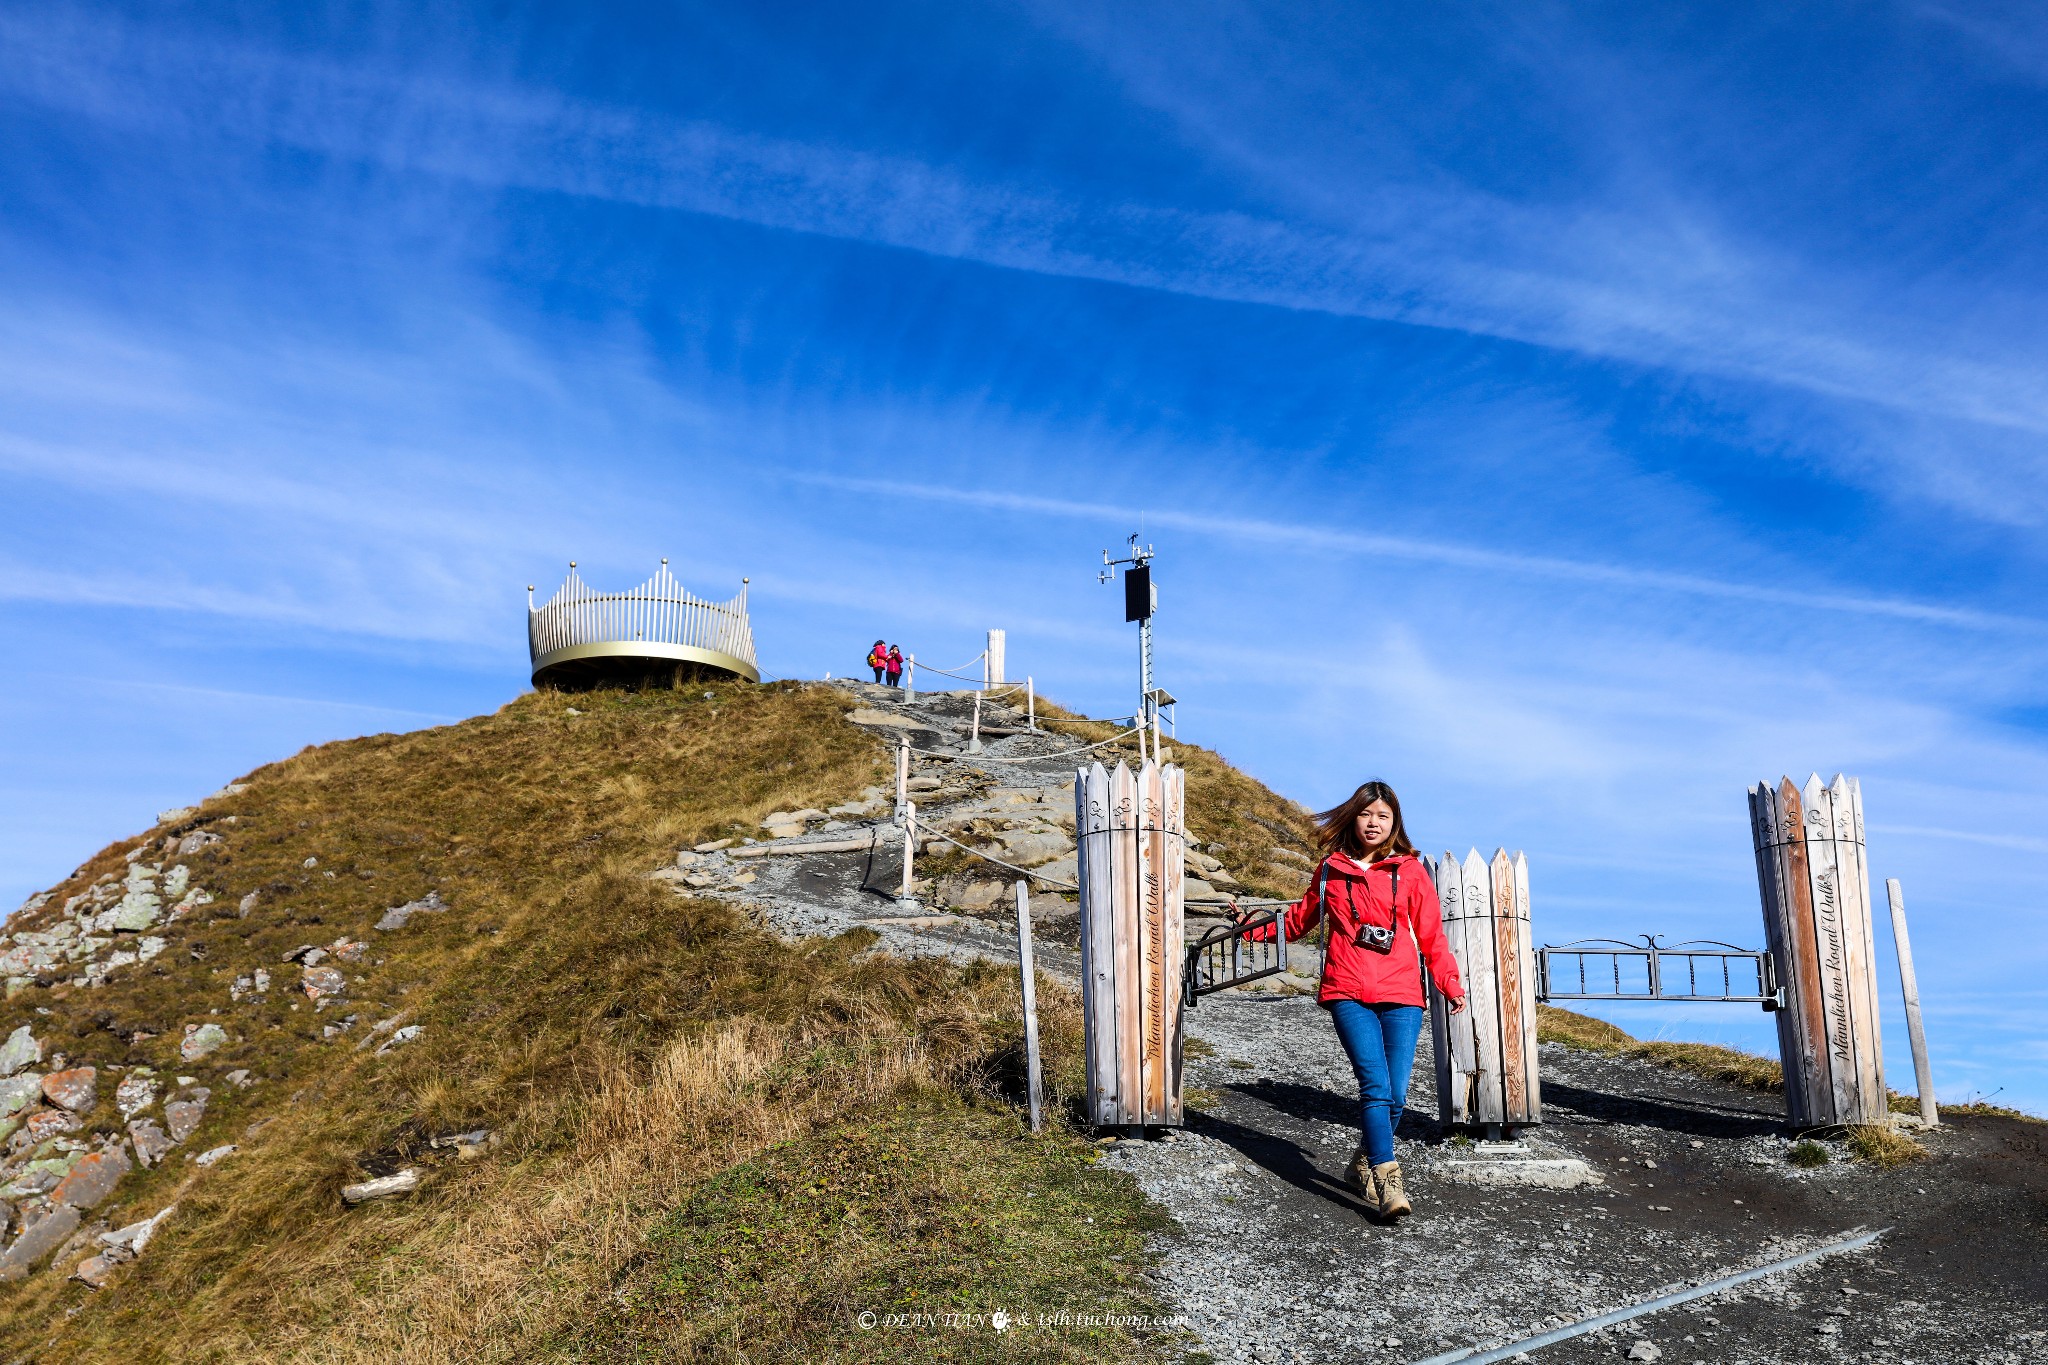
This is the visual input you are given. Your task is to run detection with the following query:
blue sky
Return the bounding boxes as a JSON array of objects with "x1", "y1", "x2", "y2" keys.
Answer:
[{"x1": 4, "y1": 1, "x2": 2047, "y2": 1112}]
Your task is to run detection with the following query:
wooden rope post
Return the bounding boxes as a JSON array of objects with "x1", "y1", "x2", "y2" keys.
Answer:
[
  {"x1": 904, "y1": 653, "x2": 915, "y2": 703},
  {"x1": 967, "y1": 689, "x2": 983, "y2": 754},
  {"x1": 1027, "y1": 675, "x2": 1035, "y2": 731},
  {"x1": 1016, "y1": 880, "x2": 1044, "y2": 1132},
  {"x1": 894, "y1": 736, "x2": 909, "y2": 820},
  {"x1": 897, "y1": 802, "x2": 918, "y2": 906},
  {"x1": 1885, "y1": 878, "x2": 1938, "y2": 1127}
]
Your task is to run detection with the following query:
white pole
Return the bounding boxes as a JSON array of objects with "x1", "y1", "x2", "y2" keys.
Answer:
[
  {"x1": 1885, "y1": 878, "x2": 1939, "y2": 1127},
  {"x1": 1027, "y1": 675, "x2": 1035, "y2": 731},
  {"x1": 904, "y1": 653, "x2": 915, "y2": 703},
  {"x1": 895, "y1": 736, "x2": 910, "y2": 821},
  {"x1": 967, "y1": 689, "x2": 983, "y2": 754},
  {"x1": 898, "y1": 803, "x2": 918, "y2": 907},
  {"x1": 1016, "y1": 880, "x2": 1044, "y2": 1133},
  {"x1": 1151, "y1": 705, "x2": 1162, "y2": 766}
]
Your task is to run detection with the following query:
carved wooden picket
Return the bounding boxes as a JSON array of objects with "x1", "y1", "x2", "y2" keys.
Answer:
[
  {"x1": 1076, "y1": 759, "x2": 1186, "y2": 1128},
  {"x1": 1427, "y1": 848, "x2": 1541, "y2": 1130},
  {"x1": 1748, "y1": 774, "x2": 1888, "y2": 1127}
]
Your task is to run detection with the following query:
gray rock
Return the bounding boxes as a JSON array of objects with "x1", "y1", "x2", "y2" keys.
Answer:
[
  {"x1": 137, "y1": 936, "x2": 168, "y2": 962},
  {"x1": 301, "y1": 966, "x2": 347, "y2": 999},
  {"x1": 375, "y1": 891, "x2": 448, "y2": 931},
  {"x1": 127, "y1": 1120, "x2": 171, "y2": 1168},
  {"x1": 163, "y1": 1091, "x2": 209, "y2": 1143},
  {"x1": 1627, "y1": 1342, "x2": 1663, "y2": 1362},
  {"x1": 223, "y1": 1069, "x2": 253, "y2": 1089},
  {"x1": 0, "y1": 1026, "x2": 40, "y2": 1077},
  {"x1": 208, "y1": 783, "x2": 248, "y2": 800},
  {"x1": 109, "y1": 892, "x2": 161, "y2": 933},
  {"x1": 176, "y1": 830, "x2": 223, "y2": 856},
  {"x1": 0, "y1": 1203, "x2": 79, "y2": 1280},
  {"x1": 16, "y1": 1109, "x2": 81, "y2": 1147},
  {"x1": 42, "y1": 1067, "x2": 97, "y2": 1113},
  {"x1": 237, "y1": 891, "x2": 259, "y2": 917},
  {"x1": 341, "y1": 1168, "x2": 421, "y2": 1205},
  {"x1": 179, "y1": 1023, "x2": 227, "y2": 1061},
  {"x1": 71, "y1": 1251, "x2": 119, "y2": 1289},
  {"x1": 193, "y1": 1143, "x2": 235, "y2": 1167},
  {"x1": 692, "y1": 839, "x2": 734, "y2": 853},
  {"x1": 156, "y1": 807, "x2": 198, "y2": 826},
  {"x1": 0, "y1": 1074, "x2": 42, "y2": 1120},
  {"x1": 52, "y1": 1147, "x2": 130, "y2": 1209},
  {"x1": 161, "y1": 865, "x2": 191, "y2": 899},
  {"x1": 373, "y1": 1025, "x2": 423, "y2": 1055},
  {"x1": 993, "y1": 827, "x2": 1073, "y2": 867}
]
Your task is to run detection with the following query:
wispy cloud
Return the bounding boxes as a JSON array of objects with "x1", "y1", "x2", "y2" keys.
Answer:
[
  {"x1": 7, "y1": 6, "x2": 2048, "y2": 471},
  {"x1": 795, "y1": 473, "x2": 2048, "y2": 633}
]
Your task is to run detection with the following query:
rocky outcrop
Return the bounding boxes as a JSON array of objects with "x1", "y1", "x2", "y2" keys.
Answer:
[
  {"x1": 342, "y1": 1168, "x2": 421, "y2": 1204},
  {"x1": 179, "y1": 1023, "x2": 227, "y2": 1061},
  {"x1": 375, "y1": 891, "x2": 448, "y2": 931},
  {"x1": 0, "y1": 1204, "x2": 79, "y2": 1280}
]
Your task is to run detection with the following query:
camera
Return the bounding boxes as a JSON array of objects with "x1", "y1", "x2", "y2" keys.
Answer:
[{"x1": 1353, "y1": 922, "x2": 1395, "y2": 954}]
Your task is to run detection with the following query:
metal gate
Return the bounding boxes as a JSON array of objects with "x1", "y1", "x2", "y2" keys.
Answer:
[
  {"x1": 1183, "y1": 908, "x2": 1289, "y2": 1004},
  {"x1": 1537, "y1": 935, "x2": 1780, "y2": 1009}
]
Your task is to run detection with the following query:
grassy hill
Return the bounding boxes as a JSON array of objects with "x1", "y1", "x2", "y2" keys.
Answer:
[{"x1": 0, "y1": 682, "x2": 1199, "y2": 1362}]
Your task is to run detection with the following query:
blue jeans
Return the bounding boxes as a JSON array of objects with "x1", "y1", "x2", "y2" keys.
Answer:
[{"x1": 1328, "y1": 1000, "x2": 1426, "y2": 1167}]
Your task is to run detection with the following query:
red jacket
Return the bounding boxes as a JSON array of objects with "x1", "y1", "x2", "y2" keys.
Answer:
[
  {"x1": 886, "y1": 649, "x2": 903, "y2": 675},
  {"x1": 1248, "y1": 852, "x2": 1463, "y2": 1008}
]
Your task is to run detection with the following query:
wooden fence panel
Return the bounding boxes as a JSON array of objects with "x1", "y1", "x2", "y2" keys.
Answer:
[
  {"x1": 1512, "y1": 851, "x2": 1542, "y2": 1116},
  {"x1": 1077, "y1": 760, "x2": 1189, "y2": 1129},
  {"x1": 1426, "y1": 846, "x2": 1540, "y2": 1129},
  {"x1": 1749, "y1": 773, "x2": 1888, "y2": 1127},
  {"x1": 1076, "y1": 762, "x2": 1118, "y2": 1125}
]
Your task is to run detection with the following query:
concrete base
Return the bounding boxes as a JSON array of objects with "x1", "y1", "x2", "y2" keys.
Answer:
[{"x1": 1435, "y1": 1141, "x2": 1603, "y2": 1190}]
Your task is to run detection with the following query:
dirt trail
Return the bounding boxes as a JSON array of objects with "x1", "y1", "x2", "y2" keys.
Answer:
[{"x1": 695, "y1": 683, "x2": 2048, "y2": 1365}]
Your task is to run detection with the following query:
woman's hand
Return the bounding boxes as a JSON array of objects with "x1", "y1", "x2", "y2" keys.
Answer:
[
  {"x1": 1449, "y1": 994, "x2": 1468, "y2": 1015},
  {"x1": 1225, "y1": 899, "x2": 1252, "y2": 926}
]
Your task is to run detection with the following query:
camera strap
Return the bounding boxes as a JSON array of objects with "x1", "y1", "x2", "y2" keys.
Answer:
[{"x1": 1314, "y1": 855, "x2": 1401, "y2": 966}]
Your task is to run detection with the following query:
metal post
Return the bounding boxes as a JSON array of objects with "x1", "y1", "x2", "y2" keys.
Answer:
[
  {"x1": 1138, "y1": 614, "x2": 1153, "y2": 744},
  {"x1": 904, "y1": 653, "x2": 915, "y2": 704},
  {"x1": 967, "y1": 689, "x2": 983, "y2": 754},
  {"x1": 1016, "y1": 880, "x2": 1044, "y2": 1133},
  {"x1": 1885, "y1": 879, "x2": 1939, "y2": 1127},
  {"x1": 897, "y1": 803, "x2": 918, "y2": 907},
  {"x1": 895, "y1": 736, "x2": 909, "y2": 821},
  {"x1": 1027, "y1": 676, "x2": 1035, "y2": 731}
]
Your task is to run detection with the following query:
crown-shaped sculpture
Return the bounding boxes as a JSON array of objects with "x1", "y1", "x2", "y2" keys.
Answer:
[{"x1": 527, "y1": 560, "x2": 759, "y2": 689}]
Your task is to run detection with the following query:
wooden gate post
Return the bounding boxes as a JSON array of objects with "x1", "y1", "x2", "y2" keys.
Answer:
[
  {"x1": 1075, "y1": 759, "x2": 1186, "y2": 1129},
  {"x1": 1427, "y1": 848, "x2": 1541, "y2": 1132},
  {"x1": 1747, "y1": 774, "x2": 1888, "y2": 1128}
]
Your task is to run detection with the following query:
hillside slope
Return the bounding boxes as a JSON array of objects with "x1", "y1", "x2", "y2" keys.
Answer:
[{"x1": 0, "y1": 681, "x2": 1217, "y2": 1361}]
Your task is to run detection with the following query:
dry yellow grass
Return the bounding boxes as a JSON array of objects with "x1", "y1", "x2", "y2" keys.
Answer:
[
  {"x1": 0, "y1": 683, "x2": 1170, "y2": 1363},
  {"x1": 1537, "y1": 1005, "x2": 1785, "y2": 1092}
]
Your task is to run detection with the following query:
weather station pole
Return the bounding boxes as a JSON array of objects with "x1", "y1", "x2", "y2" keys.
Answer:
[{"x1": 1100, "y1": 533, "x2": 1159, "y2": 760}]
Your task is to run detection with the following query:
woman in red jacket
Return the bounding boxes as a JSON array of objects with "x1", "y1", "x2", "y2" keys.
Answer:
[{"x1": 1236, "y1": 780, "x2": 1464, "y2": 1220}]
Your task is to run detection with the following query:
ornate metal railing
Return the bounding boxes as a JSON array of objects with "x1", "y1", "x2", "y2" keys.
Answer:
[
  {"x1": 528, "y1": 561, "x2": 759, "y2": 684},
  {"x1": 1536, "y1": 935, "x2": 1780, "y2": 1008},
  {"x1": 1183, "y1": 908, "x2": 1290, "y2": 1004}
]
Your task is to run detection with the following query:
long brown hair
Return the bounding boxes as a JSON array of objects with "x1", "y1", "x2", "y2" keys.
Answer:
[{"x1": 1315, "y1": 780, "x2": 1416, "y2": 863}]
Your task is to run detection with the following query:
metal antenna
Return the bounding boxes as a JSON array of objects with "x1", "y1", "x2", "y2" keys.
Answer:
[{"x1": 1099, "y1": 533, "x2": 1159, "y2": 745}]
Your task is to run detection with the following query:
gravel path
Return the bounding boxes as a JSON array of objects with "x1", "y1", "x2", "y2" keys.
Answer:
[{"x1": 688, "y1": 683, "x2": 2048, "y2": 1365}]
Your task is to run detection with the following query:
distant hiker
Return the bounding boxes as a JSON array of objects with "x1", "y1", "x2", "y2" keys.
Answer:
[
  {"x1": 886, "y1": 645, "x2": 904, "y2": 687},
  {"x1": 867, "y1": 640, "x2": 888, "y2": 683},
  {"x1": 1233, "y1": 780, "x2": 1464, "y2": 1222}
]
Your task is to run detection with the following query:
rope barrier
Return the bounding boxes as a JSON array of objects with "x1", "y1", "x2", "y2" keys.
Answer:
[
  {"x1": 911, "y1": 660, "x2": 996, "y2": 683},
  {"x1": 916, "y1": 821, "x2": 1079, "y2": 891},
  {"x1": 894, "y1": 722, "x2": 1149, "y2": 765}
]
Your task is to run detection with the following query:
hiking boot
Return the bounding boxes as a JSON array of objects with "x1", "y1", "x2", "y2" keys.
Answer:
[
  {"x1": 1343, "y1": 1144, "x2": 1381, "y2": 1211},
  {"x1": 1373, "y1": 1161, "x2": 1412, "y2": 1219}
]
